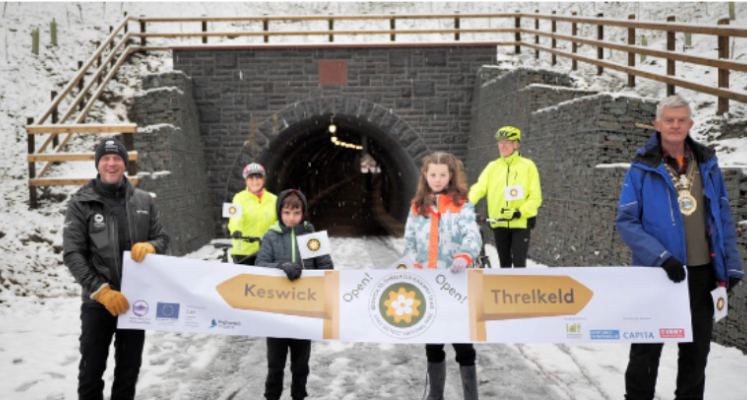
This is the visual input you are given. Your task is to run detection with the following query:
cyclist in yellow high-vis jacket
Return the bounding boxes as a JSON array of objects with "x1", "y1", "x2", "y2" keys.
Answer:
[
  {"x1": 227, "y1": 163, "x2": 277, "y2": 265},
  {"x1": 468, "y1": 126, "x2": 542, "y2": 268}
]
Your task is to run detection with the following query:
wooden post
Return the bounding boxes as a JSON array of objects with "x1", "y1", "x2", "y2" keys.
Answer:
[
  {"x1": 572, "y1": 12, "x2": 578, "y2": 70},
  {"x1": 27, "y1": 117, "x2": 37, "y2": 209},
  {"x1": 667, "y1": 16, "x2": 675, "y2": 95},
  {"x1": 263, "y1": 19, "x2": 269, "y2": 43},
  {"x1": 454, "y1": 15, "x2": 460, "y2": 41},
  {"x1": 123, "y1": 12, "x2": 128, "y2": 34},
  {"x1": 597, "y1": 13, "x2": 604, "y2": 75},
  {"x1": 514, "y1": 11, "x2": 521, "y2": 54},
  {"x1": 202, "y1": 20, "x2": 207, "y2": 44},
  {"x1": 534, "y1": 10, "x2": 539, "y2": 59},
  {"x1": 51, "y1": 91, "x2": 59, "y2": 148},
  {"x1": 628, "y1": 14, "x2": 636, "y2": 87},
  {"x1": 717, "y1": 18, "x2": 730, "y2": 115},
  {"x1": 140, "y1": 18, "x2": 146, "y2": 46},
  {"x1": 109, "y1": 26, "x2": 116, "y2": 68},
  {"x1": 78, "y1": 60, "x2": 85, "y2": 112},
  {"x1": 551, "y1": 11, "x2": 557, "y2": 66},
  {"x1": 328, "y1": 18, "x2": 334, "y2": 43},
  {"x1": 390, "y1": 17, "x2": 395, "y2": 42},
  {"x1": 122, "y1": 132, "x2": 138, "y2": 177}
]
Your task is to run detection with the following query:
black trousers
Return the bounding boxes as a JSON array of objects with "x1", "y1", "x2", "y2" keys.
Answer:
[
  {"x1": 625, "y1": 265, "x2": 716, "y2": 400},
  {"x1": 493, "y1": 227, "x2": 531, "y2": 268},
  {"x1": 79, "y1": 305, "x2": 145, "y2": 400},
  {"x1": 233, "y1": 253, "x2": 258, "y2": 265},
  {"x1": 425, "y1": 343, "x2": 476, "y2": 366},
  {"x1": 265, "y1": 337, "x2": 312, "y2": 400}
]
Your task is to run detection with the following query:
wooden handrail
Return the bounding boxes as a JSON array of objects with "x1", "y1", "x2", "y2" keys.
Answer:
[
  {"x1": 28, "y1": 152, "x2": 138, "y2": 162},
  {"x1": 525, "y1": 29, "x2": 747, "y2": 73},
  {"x1": 35, "y1": 17, "x2": 132, "y2": 125},
  {"x1": 26, "y1": 123, "x2": 138, "y2": 134},
  {"x1": 521, "y1": 42, "x2": 747, "y2": 103},
  {"x1": 76, "y1": 48, "x2": 135, "y2": 124},
  {"x1": 59, "y1": 32, "x2": 132, "y2": 124},
  {"x1": 134, "y1": 13, "x2": 520, "y2": 23},
  {"x1": 526, "y1": 13, "x2": 747, "y2": 37},
  {"x1": 131, "y1": 28, "x2": 518, "y2": 39}
]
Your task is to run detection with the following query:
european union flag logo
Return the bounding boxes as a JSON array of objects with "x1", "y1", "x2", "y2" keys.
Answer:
[{"x1": 156, "y1": 303, "x2": 180, "y2": 319}]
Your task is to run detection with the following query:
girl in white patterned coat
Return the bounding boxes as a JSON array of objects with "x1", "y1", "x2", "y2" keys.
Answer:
[{"x1": 403, "y1": 151, "x2": 481, "y2": 400}]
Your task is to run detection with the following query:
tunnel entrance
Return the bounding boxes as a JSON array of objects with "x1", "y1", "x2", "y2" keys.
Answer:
[{"x1": 258, "y1": 114, "x2": 419, "y2": 237}]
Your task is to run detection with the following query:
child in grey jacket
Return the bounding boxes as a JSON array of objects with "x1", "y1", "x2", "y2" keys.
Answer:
[{"x1": 255, "y1": 189, "x2": 333, "y2": 400}]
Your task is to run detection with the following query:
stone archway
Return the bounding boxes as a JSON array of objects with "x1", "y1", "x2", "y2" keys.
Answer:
[{"x1": 249, "y1": 97, "x2": 429, "y2": 236}]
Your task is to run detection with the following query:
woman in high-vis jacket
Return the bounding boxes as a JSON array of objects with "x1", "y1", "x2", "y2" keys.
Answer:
[
  {"x1": 468, "y1": 126, "x2": 542, "y2": 268},
  {"x1": 227, "y1": 163, "x2": 277, "y2": 265}
]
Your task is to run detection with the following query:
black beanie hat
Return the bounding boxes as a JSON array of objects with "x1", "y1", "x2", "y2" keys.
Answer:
[{"x1": 94, "y1": 138, "x2": 129, "y2": 169}]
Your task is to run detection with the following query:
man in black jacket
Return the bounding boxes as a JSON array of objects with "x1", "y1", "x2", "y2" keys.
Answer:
[{"x1": 63, "y1": 138, "x2": 169, "y2": 400}]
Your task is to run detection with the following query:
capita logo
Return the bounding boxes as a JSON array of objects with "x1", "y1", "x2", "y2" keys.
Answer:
[
  {"x1": 590, "y1": 330, "x2": 620, "y2": 340},
  {"x1": 209, "y1": 319, "x2": 241, "y2": 330},
  {"x1": 156, "y1": 302, "x2": 180, "y2": 320},
  {"x1": 566, "y1": 323, "x2": 582, "y2": 339},
  {"x1": 369, "y1": 272, "x2": 437, "y2": 339},
  {"x1": 623, "y1": 331, "x2": 655, "y2": 340},
  {"x1": 660, "y1": 328, "x2": 686, "y2": 339}
]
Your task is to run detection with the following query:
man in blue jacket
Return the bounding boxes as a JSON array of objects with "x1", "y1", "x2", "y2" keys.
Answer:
[{"x1": 616, "y1": 95, "x2": 743, "y2": 400}]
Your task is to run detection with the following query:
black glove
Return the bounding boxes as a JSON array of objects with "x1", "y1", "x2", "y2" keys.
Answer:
[
  {"x1": 728, "y1": 277, "x2": 742, "y2": 294},
  {"x1": 277, "y1": 262, "x2": 302, "y2": 281},
  {"x1": 512, "y1": 210, "x2": 522, "y2": 220},
  {"x1": 661, "y1": 257, "x2": 686, "y2": 283},
  {"x1": 231, "y1": 231, "x2": 242, "y2": 239}
]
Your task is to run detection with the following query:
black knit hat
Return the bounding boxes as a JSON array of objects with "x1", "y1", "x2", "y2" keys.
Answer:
[{"x1": 94, "y1": 138, "x2": 128, "y2": 169}]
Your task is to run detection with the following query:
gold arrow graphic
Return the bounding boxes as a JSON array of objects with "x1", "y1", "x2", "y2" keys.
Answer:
[
  {"x1": 216, "y1": 271, "x2": 339, "y2": 339},
  {"x1": 469, "y1": 270, "x2": 594, "y2": 341}
]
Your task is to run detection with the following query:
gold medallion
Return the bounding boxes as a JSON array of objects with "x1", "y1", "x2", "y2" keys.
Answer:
[{"x1": 678, "y1": 190, "x2": 697, "y2": 216}]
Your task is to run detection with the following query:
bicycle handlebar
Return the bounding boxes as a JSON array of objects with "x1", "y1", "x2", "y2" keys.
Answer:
[{"x1": 213, "y1": 236, "x2": 261, "y2": 249}]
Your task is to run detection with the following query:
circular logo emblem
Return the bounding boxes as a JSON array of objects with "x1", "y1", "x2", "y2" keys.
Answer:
[
  {"x1": 307, "y1": 239, "x2": 321, "y2": 252},
  {"x1": 228, "y1": 206, "x2": 237, "y2": 215},
  {"x1": 396, "y1": 264, "x2": 407, "y2": 270},
  {"x1": 132, "y1": 300, "x2": 149, "y2": 317},
  {"x1": 717, "y1": 297, "x2": 725, "y2": 311},
  {"x1": 161, "y1": 304, "x2": 176, "y2": 317},
  {"x1": 510, "y1": 189, "x2": 518, "y2": 197},
  {"x1": 369, "y1": 273, "x2": 436, "y2": 338},
  {"x1": 94, "y1": 214, "x2": 104, "y2": 223}
]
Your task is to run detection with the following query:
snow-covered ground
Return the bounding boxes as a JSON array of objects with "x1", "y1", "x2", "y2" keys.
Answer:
[
  {"x1": 2, "y1": 2, "x2": 747, "y2": 400},
  {"x1": 2, "y1": 238, "x2": 746, "y2": 400}
]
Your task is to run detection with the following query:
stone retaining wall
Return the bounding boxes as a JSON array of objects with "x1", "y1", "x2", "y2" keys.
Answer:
[{"x1": 126, "y1": 71, "x2": 213, "y2": 256}]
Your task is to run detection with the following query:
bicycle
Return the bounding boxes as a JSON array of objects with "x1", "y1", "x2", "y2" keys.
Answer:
[
  {"x1": 473, "y1": 215, "x2": 504, "y2": 269},
  {"x1": 214, "y1": 236, "x2": 262, "y2": 263}
]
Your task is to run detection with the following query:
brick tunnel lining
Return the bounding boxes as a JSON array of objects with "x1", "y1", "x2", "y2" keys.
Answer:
[{"x1": 257, "y1": 114, "x2": 419, "y2": 237}]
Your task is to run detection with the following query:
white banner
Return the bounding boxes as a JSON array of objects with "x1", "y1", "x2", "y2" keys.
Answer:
[{"x1": 119, "y1": 253, "x2": 693, "y2": 344}]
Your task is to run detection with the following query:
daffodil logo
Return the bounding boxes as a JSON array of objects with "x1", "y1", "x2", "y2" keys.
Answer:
[
  {"x1": 510, "y1": 189, "x2": 518, "y2": 197},
  {"x1": 717, "y1": 297, "x2": 725, "y2": 311},
  {"x1": 228, "y1": 206, "x2": 237, "y2": 216},
  {"x1": 370, "y1": 273, "x2": 436, "y2": 338},
  {"x1": 307, "y1": 238, "x2": 321, "y2": 252},
  {"x1": 396, "y1": 264, "x2": 407, "y2": 270}
]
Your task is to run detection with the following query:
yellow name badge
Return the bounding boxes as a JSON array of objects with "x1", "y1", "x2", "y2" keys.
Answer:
[
  {"x1": 216, "y1": 271, "x2": 340, "y2": 339},
  {"x1": 505, "y1": 185, "x2": 524, "y2": 200},
  {"x1": 468, "y1": 270, "x2": 593, "y2": 341}
]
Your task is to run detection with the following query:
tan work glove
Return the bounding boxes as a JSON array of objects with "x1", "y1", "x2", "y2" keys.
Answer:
[
  {"x1": 131, "y1": 242, "x2": 155, "y2": 262},
  {"x1": 93, "y1": 286, "x2": 130, "y2": 316}
]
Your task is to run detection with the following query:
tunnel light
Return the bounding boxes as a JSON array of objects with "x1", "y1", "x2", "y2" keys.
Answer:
[{"x1": 328, "y1": 124, "x2": 337, "y2": 134}]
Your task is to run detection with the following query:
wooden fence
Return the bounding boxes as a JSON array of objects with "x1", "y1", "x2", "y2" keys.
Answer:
[{"x1": 26, "y1": 11, "x2": 747, "y2": 207}]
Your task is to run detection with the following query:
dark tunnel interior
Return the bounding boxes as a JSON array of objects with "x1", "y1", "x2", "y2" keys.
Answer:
[{"x1": 258, "y1": 114, "x2": 420, "y2": 237}]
